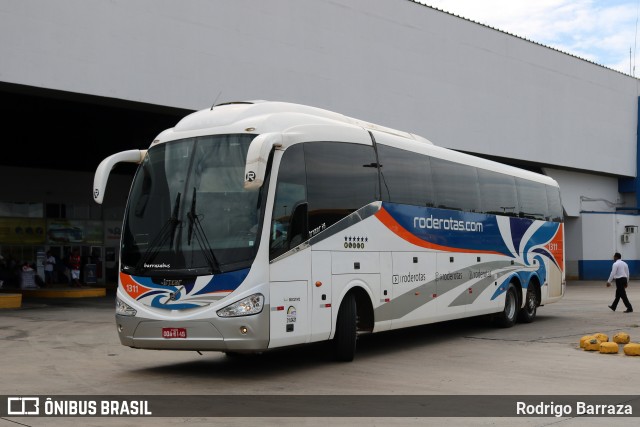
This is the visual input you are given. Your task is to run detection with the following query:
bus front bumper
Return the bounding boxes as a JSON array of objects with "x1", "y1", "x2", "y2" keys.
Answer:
[{"x1": 115, "y1": 307, "x2": 270, "y2": 352}]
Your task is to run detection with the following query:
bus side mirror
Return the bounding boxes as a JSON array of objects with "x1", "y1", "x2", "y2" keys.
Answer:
[
  {"x1": 93, "y1": 149, "x2": 147, "y2": 204},
  {"x1": 244, "y1": 133, "x2": 282, "y2": 191}
]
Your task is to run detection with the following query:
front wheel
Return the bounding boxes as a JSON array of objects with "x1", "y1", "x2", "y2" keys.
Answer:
[
  {"x1": 494, "y1": 282, "x2": 518, "y2": 328},
  {"x1": 333, "y1": 293, "x2": 357, "y2": 362}
]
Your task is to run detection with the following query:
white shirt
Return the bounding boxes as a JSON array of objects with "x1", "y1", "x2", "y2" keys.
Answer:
[
  {"x1": 608, "y1": 259, "x2": 629, "y2": 283},
  {"x1": 44, "y1": 255, "x2": 55, "y2": 272}
]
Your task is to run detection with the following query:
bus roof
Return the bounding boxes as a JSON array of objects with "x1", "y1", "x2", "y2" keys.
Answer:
[
  {"x1": 154, "y1": 100, "x2": 431, "y2": 145},
  {"x1": 153, "y1": 100, "x2": 558, "y2": 188}
]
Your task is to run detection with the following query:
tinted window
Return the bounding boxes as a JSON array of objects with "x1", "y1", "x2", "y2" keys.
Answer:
[
  {"x1": 270, "y1": 144, "x2": 306, "y2": 259},
  {"x1": 305, "y1": 142, "x2": 378, "y2": 233},
  {"x1": 477, "y1": 169, "x2": 518, "y2": 217},
  {"x1": 516, "y1": 178, "x2": 548, "y2": 220},
  {"x1": 377, "y1": 144, "x2": 434, "y2": 207},
  {"x1": 431, "y1": 158, "x2": 481, "y2": 212},
  {"x1": 546, "y1": 185, "x2": 563, "y2": 222}
]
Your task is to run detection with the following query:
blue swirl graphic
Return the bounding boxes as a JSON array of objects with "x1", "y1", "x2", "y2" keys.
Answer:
[
  {"x1": 150, "y1": 294, "x2": 199, "y2": 310},
  {"x1": 128, "y1": 268, "x2": 250, "y2": 310}
]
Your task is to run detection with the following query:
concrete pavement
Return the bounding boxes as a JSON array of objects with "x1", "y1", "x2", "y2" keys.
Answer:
[{"x1": 0, "y1": 281, "x2": 638, "y2": 426}]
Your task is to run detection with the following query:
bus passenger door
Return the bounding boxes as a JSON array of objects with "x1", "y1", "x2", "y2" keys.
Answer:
[
  {"x1": 269, "y1": 250, "x2": 311, "y2": 349},
  {"x1": 311, "y1": 250, "x2": 332, "y2": 341}
]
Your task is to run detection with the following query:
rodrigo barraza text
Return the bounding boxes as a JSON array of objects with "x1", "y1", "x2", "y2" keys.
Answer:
[{"x1": 516, "y1": 401, "x2": 632, "y2": 417}]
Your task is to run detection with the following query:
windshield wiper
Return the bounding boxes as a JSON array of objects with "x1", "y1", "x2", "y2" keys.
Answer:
[
  {"x1": 186, "y1": 187, "x2": 220, "y2": 273},
  {"x1": 187, "y1": 187, "x2": 196, "y2": 246},
  {"x1": 134, "y1": 192, "x2": 181, "y2": 273}
]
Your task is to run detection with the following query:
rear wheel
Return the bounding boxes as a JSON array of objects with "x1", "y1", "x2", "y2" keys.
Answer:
[
  {"x1": 518, "y1": 283, "x2": 538, "y2": 323},
  {"x1": 333, "y1": 293, "x2": 357, "y2": 362},
  {"x1": 495, "y1": 282, "x2": 518, "y2": 328}
]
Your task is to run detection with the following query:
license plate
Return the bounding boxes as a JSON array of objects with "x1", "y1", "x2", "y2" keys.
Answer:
[{"x1": 162, "y1": 328, "x2": 187, "y2": 339}]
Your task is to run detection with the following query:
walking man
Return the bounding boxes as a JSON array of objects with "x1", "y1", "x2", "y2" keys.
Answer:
[{"x1": 606, "y1": 252, "x2": 633, "y2": 313}]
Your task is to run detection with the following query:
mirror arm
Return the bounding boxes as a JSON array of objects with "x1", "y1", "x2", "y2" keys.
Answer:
[{"x1": 93, "y1": 149, "x2": 147, "y2": 204}]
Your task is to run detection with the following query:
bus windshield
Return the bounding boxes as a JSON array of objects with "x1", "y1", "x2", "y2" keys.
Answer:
[{"x1": 121, "y1": 133, "x2": 263, "y2": 276}]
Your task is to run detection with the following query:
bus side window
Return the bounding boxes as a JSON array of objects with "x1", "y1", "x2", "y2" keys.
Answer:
[
  {"x1": 546, "y1": 185, "x2": 563, "y2": 222},
  {"x1": 270, "y1": 144, "x2": 307, "y2": 260},
  {"x1": 376, "y1": 144, "x2": 433, "y2": 207},
  {"x1": 304, "y1": 141, "x2": 378, "y2": 232},
  {"x1": 477, "y1": 169, "x2": 518, "y2": 217},
  {"x1": 516, "y1": 178, "x2": 548, "y2": 221},
  {"x1": 431, "y1": 157, "x2": 481, "y2": 212},
  {"x1": 288, "y1": 202, "x2": 308, "y2": 247}
]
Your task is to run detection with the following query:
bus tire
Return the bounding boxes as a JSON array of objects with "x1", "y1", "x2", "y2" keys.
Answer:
[
  {"x1": 518, "y1": 283, "x2": 538, "y2": 323},
  {"x1": 495, "y1": 282, "x2": 518, "y2": 328},
  {"x1": 333, "y1": 293, "x2": 357, "y2": 362}
]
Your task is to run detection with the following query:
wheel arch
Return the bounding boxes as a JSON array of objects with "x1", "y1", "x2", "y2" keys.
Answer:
[
  {"x1": 332, "y1": 281, "x2": 375, "y2": 337},
  {"x1": 350, "y1": 286, "x2": 374, "y2": 334},
  {"x1": 507, "y1": 274, "x2": 523, "y2": 308}
]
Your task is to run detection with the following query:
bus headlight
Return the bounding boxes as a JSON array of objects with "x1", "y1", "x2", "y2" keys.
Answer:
[
  {"x1": 217, "y1": 293, "x2": 264, "y2": 317},
  {"x1": 116, "y1": 297, "x2": 137, "y2": 316}
]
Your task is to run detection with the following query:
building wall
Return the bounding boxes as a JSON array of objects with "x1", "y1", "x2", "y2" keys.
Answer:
[
  {"x1": 0, "y1": 0, "x2": 637, "y2": 176},
  {"x1": 564, "y1": 217, "x2": 583, "y2": 280},
  {"x1": 542, "y1": 168, "x2": 640, "y2": 279},
  {"x1": 578, "y1": 212, "x2": 640, "y2": 279},
  {"x1": 543, "y1": 169, "x2": 624, "y2": 217}
]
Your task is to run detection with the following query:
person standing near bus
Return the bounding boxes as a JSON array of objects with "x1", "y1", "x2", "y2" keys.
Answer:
[
  {"x1": 44, "y1": 250, "x2": 56, "y2": 286},
  {"x1": 607, "y1": 252, "x2": 633, "y2": 313},
  {"x1": 69, "y1": 249, "x2": 82, "y2": 287}
]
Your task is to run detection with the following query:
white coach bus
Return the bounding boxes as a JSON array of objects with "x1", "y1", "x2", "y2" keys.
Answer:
[{"x1": 93, "y1": 101, "x2": 565, "y2": 361}]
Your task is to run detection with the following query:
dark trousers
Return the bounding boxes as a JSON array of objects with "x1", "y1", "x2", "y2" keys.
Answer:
[{"x1": 611, "y1": 277, "x2": 633, "y2": 311}]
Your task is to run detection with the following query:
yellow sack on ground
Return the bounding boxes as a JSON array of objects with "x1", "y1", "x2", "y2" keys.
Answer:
[
  {"x1": 579, "y1": 335, "x2": 594, "y2": 348},
  {"x1": 592, "y1": 333, "x2": 608, "y2": 342},
  {"x1": 599, "y1": 342, "x2": 619, "y2": 354},
  {"x1": 623, "y1": 343, "x2": 640, "y2": 356},
  {"x1": 584, "y1": 338, "x2": 601, "y2": 351},
  {"x1": 613, "y1": 332, "x2": 630, "y2": 344}
]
